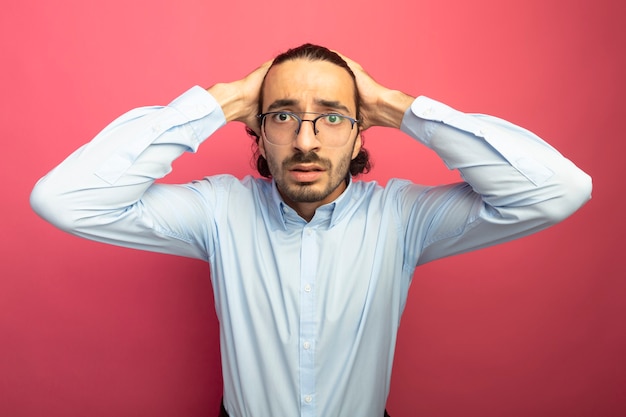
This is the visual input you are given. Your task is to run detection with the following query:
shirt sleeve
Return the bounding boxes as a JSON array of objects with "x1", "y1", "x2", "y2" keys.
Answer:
[
  {"x1": 30, "y1": 86, "x2": 227, "y2": 260},
  {"x1": 398, "y1": 96, "x2": 592, "y2": 266}
]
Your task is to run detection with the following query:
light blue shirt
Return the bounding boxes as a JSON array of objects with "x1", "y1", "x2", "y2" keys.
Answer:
[{"x1": 31, "y1": 86, "x2": 591, "y2": 417}]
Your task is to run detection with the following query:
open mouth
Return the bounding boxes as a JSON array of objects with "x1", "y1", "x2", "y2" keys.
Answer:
[
  {"x1": 289, "y1": 165, "x2": 325, "y2": 182},
  {"x1": 290, "y1": 163, "x2": 324, "y2": 172}
]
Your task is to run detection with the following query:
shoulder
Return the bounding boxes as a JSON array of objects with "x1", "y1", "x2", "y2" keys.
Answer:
[
  {"x1": 351, "y1": 177, "x2": 429, "y2": 199},
  {"x1": 351, "y1": 178, "x2": 448, "y2": 221},
  {"x1": 192, "y1": 174, "x2": 269, "y2": 191},
  {"x1": 174, "y1": 174, "x2": 271, "y2": 206}
]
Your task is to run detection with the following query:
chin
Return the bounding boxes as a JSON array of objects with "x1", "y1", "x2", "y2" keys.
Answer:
[{"x1": 283, "y1": 183, "x2": 331, "y2": 204}]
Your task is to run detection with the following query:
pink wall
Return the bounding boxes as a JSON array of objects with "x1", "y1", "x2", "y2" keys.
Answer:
[{"x1": 2, "y1": 0, "x2": 624, "y2": 416}]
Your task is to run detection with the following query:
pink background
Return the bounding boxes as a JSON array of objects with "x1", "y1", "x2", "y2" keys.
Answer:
[{"x1": 2, "y1": 0, "x2": 624, "y2": 416}]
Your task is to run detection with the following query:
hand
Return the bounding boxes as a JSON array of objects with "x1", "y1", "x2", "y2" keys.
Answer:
[
  {"x1": 339, "y1": 53, "x2": 414, "y2": 130},
  {"x1": 207, "y1": 60, "x2": 272, "y2": 135}
]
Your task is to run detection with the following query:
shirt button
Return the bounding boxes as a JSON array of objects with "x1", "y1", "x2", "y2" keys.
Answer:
[
  {"x1": 304, "y1": 284, "x2": 312, "y2": 293},
  {"x1": 304, "y1": 395, "x2": 313, "y2": 404},
  {"x1": 303, "y1": 341, "x2": 311, "y2": 350}
]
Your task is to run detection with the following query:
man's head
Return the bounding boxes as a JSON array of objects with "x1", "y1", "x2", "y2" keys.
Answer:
[{"x1": 248, "y1": 43, "x2": 370, "y2": 179}]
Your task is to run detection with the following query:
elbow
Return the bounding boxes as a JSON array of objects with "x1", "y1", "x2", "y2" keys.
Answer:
[
  {"x1": 541, "y1": 169, "x2": 593, "y2": 225},
  {"x1": 30, "y1": 178, "x2": 77, "y2": 233},
  {"x1": 574, "y1": 171, "x2": 593, "y2": 208}
]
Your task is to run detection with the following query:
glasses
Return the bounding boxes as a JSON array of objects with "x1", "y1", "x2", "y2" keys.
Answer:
[{"x1": 258, "y1": 111, "x2": 359, "y2": 147}]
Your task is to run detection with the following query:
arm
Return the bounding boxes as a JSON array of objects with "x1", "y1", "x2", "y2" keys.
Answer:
[
  {"x1": 344, "y1": 56, "x2": 592, "y2": 264},
  {"x1": 30, "y1": 64, "x2": 269, "y2": 259}
]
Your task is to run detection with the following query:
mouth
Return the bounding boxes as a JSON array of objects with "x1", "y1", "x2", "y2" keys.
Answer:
[
  {"x1": 290, "y1": 163, "x2": 324, "y2": 172},
  {"x1": 288, "y1": 164, "x2": 325, "y2": 182}
]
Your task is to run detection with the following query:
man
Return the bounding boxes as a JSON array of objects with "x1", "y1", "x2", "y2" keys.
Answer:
[{"x1": 30, "y1": 44, "x2": 592, "y2": 417}]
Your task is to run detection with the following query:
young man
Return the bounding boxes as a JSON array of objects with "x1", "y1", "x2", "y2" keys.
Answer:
[{"x1": 31, "y1": 44, "x2": 592, "y2": 417}]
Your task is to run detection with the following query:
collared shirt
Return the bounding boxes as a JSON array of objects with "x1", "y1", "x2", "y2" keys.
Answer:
[{"x1": 31, "y1": 86, "x2": 591, "y2": 417}]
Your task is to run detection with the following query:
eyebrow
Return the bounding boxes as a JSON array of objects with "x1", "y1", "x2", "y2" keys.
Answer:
[
  {"x1": 267, "y1": 98, "x2": 352, "y2": 114},
  {"x1": 267, "y1": 99, "x2": 298, "y2": 111}
]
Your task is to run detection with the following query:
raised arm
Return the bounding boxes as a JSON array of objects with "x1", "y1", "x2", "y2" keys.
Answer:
[
  {"x1": 30, "y1": 64, "x2": 269, "y2": 259},
  {"x1": 343, "y1": 54, "x2": 592, "y2": 264}
]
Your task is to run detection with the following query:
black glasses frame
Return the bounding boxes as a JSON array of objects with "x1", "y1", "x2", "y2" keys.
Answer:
[{"x1": 257, "y1": 111, "x2": 359, "y2": 137}]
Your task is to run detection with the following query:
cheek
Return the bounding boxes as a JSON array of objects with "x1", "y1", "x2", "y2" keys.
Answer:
[{"x1": 260, "y1": 142, "x2": 288, "y2": 168}]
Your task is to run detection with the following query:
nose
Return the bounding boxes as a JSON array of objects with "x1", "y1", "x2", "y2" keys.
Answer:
[{"x1": 294, "y1": 120, "x2": 321, "y2": 153}]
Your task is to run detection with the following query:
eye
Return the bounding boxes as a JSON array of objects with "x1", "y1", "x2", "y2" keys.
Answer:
[
  {"x1": 322, "y1": 114, "x2": 346, "y2": 125},
  {"x1": 271, "y1": 112, "x2": 296, "y2": 124}
]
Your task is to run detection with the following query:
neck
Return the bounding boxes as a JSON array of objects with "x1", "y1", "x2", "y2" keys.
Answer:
[{"x1": 291, "y1": 202, "x2": 322, "y2": 222}]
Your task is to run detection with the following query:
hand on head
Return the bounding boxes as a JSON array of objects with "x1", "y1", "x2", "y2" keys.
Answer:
[
  {"x1": 337, "y1": 52, "x2": 415, "y2": 130},
  {"x1": 335, "y1": 52, "x2": 388, "y2": 130},
  {"x1": 207, "y1": 60, "x2": 272, "y2": 135},
  {"x1": 208, "y1": 46, "x2": 414, "y2": 135}
]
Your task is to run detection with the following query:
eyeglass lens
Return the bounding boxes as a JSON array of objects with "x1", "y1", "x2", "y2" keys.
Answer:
[{"x1": 262, "y1": 112, "x2": 356, "y2": 146}]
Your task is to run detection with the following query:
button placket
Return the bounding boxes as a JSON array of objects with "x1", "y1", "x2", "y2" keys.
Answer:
[{"x1": 299, "y1": 226, "x2": 317, "y2": 415}]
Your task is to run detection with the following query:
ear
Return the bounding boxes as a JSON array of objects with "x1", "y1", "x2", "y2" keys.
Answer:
[
  {"x1": 258, "y1": 133, "x2": 267, "y2": 159},
  {"x1": 351, "y1": 130, "x2": 362, "y2": 160}
]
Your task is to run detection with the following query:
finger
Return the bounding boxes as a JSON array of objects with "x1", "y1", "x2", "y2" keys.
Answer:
[{"x1": 333, "y1": 50, "x2": 364, "y2": 73}]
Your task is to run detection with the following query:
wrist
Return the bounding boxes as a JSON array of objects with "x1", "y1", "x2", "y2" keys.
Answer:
[
  {"x1": 375, "y1": 89, "x2": 415, "y2": 129},
  {"x1": 207, "y1": 82, "x2": 246, "y2": 123}
]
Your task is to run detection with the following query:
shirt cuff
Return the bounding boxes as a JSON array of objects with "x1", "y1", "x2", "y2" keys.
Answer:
[
  {"x1": 168, "y1": 85, "x2": 227, "y2": 147},
  {"x1": 399, "y1": 96, "x2": 448, "y2": 145}
]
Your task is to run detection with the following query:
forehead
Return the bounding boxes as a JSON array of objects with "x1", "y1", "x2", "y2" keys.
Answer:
[{"x1": 262, "y1": 59, "x2": 357, "y2": 114}]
